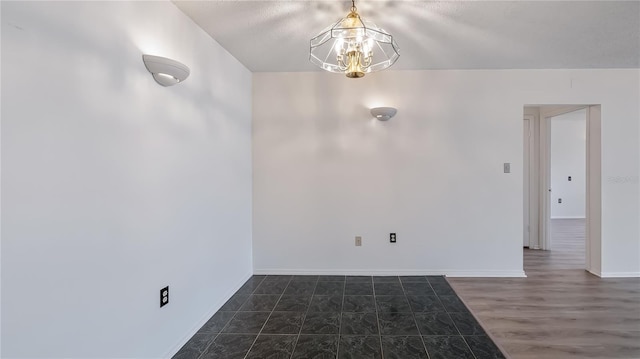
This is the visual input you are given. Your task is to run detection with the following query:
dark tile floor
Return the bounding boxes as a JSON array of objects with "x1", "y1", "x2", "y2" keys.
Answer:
[{"x1": 173, "y1": 275, "x2": 505, "y2": 359}]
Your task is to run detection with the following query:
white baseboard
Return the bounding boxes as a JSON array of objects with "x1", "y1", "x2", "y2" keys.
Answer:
[
  {"x1": 587, "y1": 268, "x2": 602, "y2": 277},
  {"x1": 444, "y1": 270, "x2": 527, "y2": 278},
  {"x1": 550, "y1": 216, "x2": 586, "y2": 219},
  {"x1": 164, "y1": 272, "x2": 253, "y2": 359},
  {"x1": 253, "y1": 269, "x2": 526, "y2": 278},
  {"x1": 600, "y1": 271, "x2": 640, "y2": 278}
]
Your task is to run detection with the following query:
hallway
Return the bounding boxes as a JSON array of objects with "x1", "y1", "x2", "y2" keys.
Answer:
[{"x1": 525, "y1": 219, "x2": 586, "y2": 271}]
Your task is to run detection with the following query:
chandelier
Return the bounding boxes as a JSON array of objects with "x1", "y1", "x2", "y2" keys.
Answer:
[{"x1": 309, "y1": 0, "x2": 399, "y2": 78}]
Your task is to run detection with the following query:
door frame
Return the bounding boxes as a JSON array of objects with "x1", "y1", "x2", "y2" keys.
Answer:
[
  {"x1": 523, "y1": 115, "x2": 535, "y2": 248},
  {"x1": 526, "y1": 105, "x2": 601, "y2": 275},
  {"x1": 539, "y1": 105, "x2": 588, "y2": 250}
]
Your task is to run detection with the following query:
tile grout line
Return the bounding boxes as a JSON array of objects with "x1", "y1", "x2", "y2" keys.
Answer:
[
  {"x1": 401, "y1": 276, "x2": 432, "y2": 359},
  {"x1": 447, "y1": 278, "x2": 509, "y2": 359},
  {"x1": 432, "y1": 278, "x2": 479, "y2": 359},
  {"x1": 288, "y1": 277, "x2": 320, "y2": 359},
  {"x1": 372, "y1": 276, "x2": 385, "y2": 359},
  {"x1": 195, "y1": 276, "x2": 266, "y2": 359},
  {"x1": 336, "y1": 277, "x2": 347, "y2": 359},
  {"x1": 243, "y1": 276, "x2": 295, "y2": 359}
]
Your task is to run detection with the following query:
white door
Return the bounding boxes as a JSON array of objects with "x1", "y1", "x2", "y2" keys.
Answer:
[{"x1": 523, "y1": 118, "x2": 531, "y2": 247}]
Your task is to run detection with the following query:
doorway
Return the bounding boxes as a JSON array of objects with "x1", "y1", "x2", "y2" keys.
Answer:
[
  {"x1": 549, "y1": 108, "x2": 586, "y2": 269},
  {"x1": 522, "y1": 105, "x2": 602, "y2": 275}
]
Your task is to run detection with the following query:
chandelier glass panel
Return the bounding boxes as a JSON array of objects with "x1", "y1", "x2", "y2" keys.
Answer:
[{"x1": 310, "y1": 1, "x2": 399, "y2": 78}]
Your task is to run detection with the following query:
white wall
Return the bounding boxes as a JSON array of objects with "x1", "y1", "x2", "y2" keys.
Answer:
[
  {"x1": 1, "y1": 2, "x2": 252, "y2": 358},
  {"x1": 253, "y1": 69, "x2": 640, "y2": 277},
  {"x1": 550, "y1": 109, "x2": 586, "y2": 218}
]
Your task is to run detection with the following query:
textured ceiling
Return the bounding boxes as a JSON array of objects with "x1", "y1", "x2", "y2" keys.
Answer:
[{"x1": 173, "y1": 1, "x2": 640, "y2": 72}]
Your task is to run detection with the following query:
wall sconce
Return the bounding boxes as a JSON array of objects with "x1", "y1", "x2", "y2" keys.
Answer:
[
  {"x1": 371, "y1": 107, "x2": 397, "y2": 121},
  {"x1": 142, "y1": 55, "x2": 190, "y2": 87}
]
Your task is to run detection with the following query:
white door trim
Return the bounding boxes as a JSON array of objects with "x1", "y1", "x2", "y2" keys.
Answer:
[
  {"x1": 533, "y1": 105, "x2": 601, "y2": 275},
  {"x1": 523, "y1": 115, "x2": 535, "y2": 248},
  {"x1": 541, "y1": 105, "x2": 589, "y2": 118},
  {"x1": 585, "y1": 105, "x2": 602, "y2": 275},
  {"x1": 538, "y1": 105, "x2": 589, "y2": 250},
  {"x1": 539, "y1": 111, "x2": 552, "y2": 250}
]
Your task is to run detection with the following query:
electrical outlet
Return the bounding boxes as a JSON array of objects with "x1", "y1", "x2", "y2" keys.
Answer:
[
  {"x1": 160, "y1": 286, "x2": 169, "y2": 308},
  {"x1": 503, "y1": 163, "x2": 511, "y2": 173},
  {"x1": 390, "y1": 233, "x2": 397, "y2": 243},
  {"x1": 355, "y1": 236, "x2": 362, "y2": 246},
  {"x1": 568, "y1": 176, "x2": 572, "y2": 181},
  {"x1": 558, "y1": 198, "x2": 562, "y2": 204}
]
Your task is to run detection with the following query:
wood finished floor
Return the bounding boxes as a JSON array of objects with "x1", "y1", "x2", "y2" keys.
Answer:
[{"x1": 449, "y1": 219, "x2": 640, "y2": 359}]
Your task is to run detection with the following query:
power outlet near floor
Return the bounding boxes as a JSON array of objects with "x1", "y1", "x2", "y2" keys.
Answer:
[
  {"x1": 160, "y1": 286, "x2": 169, "y2": 308},
  {"x1": 390, "y1": 233, "x2": 397, "y2": 243},
  {"x1": 355, "y1": 236, "x2": 362, "y2": 246}
]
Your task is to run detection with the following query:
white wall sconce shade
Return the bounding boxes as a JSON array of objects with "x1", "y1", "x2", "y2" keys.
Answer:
[
  {"x1": 142, "y1": 55, "x2": 190, "y2": 87},
  {"x1": 371, "y1": 107, "x2": 397, "y2": 121}
]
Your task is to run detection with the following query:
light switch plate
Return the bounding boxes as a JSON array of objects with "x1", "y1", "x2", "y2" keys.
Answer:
[
  {"x1": 355, "y1": 236, "x2": 362, "y2": 246},
  {"x1": 504, "y1": 163, "x2": 511, "y2": 173}
]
